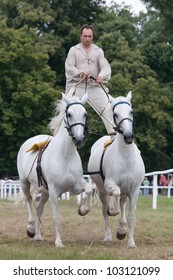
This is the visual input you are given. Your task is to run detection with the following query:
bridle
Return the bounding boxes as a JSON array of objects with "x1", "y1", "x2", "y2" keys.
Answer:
[
  {"x1": 64, "y1": 102, "x2": 88, "y2": 137},
  {"x1": 112, "y1": 101, "x2": 134, "y2": 134}
]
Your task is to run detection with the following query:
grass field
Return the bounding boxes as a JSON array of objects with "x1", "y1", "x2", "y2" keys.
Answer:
[{"x1": 0, "y1": 195, "x2": 173, "y2": 260}]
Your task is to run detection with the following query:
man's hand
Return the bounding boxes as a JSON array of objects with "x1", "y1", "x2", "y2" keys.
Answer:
[{"x1": 95, "y1": 76, "x2": 103, "y2": 84}]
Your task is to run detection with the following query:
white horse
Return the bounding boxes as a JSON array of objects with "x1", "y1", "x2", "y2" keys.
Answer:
[
  {"x1": 88, "y1": 91, "x2": 145, "y2": 248},
  {"x1": 17, "y1": 93, "x2": 92, "y2": 248}
]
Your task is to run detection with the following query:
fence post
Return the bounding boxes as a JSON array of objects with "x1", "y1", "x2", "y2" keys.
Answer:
[{"x1": 152, "y1": 174, "x2": 158, "y2": 209}]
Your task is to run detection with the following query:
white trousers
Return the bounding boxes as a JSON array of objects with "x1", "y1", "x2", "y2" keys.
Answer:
[{"x1": 66, "y1": 85, "x2": 115, "y2": 134}]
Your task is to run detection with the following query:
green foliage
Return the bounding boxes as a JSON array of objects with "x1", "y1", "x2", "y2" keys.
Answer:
[{"x1": 0, "y1": 20, "x2": 59, "y2": 176}]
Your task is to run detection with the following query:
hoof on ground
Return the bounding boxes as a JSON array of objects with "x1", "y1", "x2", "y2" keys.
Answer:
[
  {"x1": 55, "y1": 243, "x2": 65, "y2": 248},
  {"x1": 116, "y1": 231, "x2": 126, "y2": 240},
  {"x1": 26, "y1": 228, "x2": 35, "y2": 238},
  {"x1": 127, "y1": 243, "x2": 136, "y2": 248},
  {"x1": 103, "y1": 238, "x2": 113, "y2": 243},
  {"x1": 34, "y1": 235, "x2": 43, "y2": 241}
]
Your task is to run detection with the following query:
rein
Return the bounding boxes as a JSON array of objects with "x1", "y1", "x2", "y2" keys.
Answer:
[
  {"x1": 89, "y1": 75, "x2": 110, "y2": 101},
  {"x1": 83, "y1": 76, "x2": 115, "y2": 135}
]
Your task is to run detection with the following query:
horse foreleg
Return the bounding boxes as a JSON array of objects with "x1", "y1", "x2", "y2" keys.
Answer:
[
  {"x1": 127, "y1": 192, "x2": 138, "y2": 248},
  {"x1": 107, "y1": 195, "x2": 120, "y2": 216},
  {"x1": 34, "y1": 191, "x2": 49, "y2": 241},
  {"x1": 78, "y1": 182, "x2": 92, "y2": 216},
  {"x1": 105, "y1": 179, "x2": 120, "y2": 215},
  {"x1": 49, "y1": 189, "x2": 64, "y2": 248},
  {"x1": 99, "y1": 192, "x2": 113, "y2": 242},
  {"x1": 116, "y1": 195, "x2": 127, "y2": 241}
]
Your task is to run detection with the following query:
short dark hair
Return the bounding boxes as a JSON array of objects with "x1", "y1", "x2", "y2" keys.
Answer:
[{"x1": 80, "y1": 24, "x2": 93, "y2": 35}]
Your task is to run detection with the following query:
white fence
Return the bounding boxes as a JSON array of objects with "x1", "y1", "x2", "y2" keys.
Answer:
[
  {"x1": 0, "y1": 176, "x2": 91, "y2": 202},
  {"x1": 0, "y1": 179, "x2": 70, "y2": 201},
  {"x1": 1, "y1": 169, "x2": 173, "y2": 209},
  {"x1": 0, "y1": 180, "x2": 21, "y2": 199},
  {"x1": 145, "y1": 168, "x2": 173, "y2": 209}
]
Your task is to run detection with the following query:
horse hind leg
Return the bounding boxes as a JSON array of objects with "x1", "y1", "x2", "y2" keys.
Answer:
[
  {"x1": 21, "y1": 181, "x2": 36, "y2": 238},
  {"x1": 34, "y1": 191, "x2": 49, "y2": 241}
]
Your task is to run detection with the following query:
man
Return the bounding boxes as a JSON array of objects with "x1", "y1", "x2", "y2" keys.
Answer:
[{"x1": 65, "y1": 24, "x2": 114, "y2": 135}]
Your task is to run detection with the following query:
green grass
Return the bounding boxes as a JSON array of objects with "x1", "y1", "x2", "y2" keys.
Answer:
[{"x1": 0, "y1": 195, "x2": 173, "y2": 260}]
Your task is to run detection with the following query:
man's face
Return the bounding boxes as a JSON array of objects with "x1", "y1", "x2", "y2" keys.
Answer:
[{"x1": 80, "y1": 28, "x2": 93, "y2": 46}]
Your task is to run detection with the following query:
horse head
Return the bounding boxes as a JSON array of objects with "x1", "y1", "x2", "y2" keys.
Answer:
[
  {"x1": 110, "y1": 91, "x2": 134, "y2": 144},
  {"x1": 63, "y1": 92, "x2": 88, "y2": 148}
]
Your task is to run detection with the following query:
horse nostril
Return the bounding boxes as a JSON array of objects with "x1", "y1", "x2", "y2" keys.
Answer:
[
  {"x1": 72, "y1": 135, "x2": 85, "y2": 148},
  {"x1": 124, "y1": 133, "x2": 133, "y2": 144}
]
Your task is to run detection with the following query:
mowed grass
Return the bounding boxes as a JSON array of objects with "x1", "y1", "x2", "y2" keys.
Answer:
[{"x1": 0, "y1": 195, "x2": 173, "y2": 260}]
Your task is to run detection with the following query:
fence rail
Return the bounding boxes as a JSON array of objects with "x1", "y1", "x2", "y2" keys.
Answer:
[
  {"x1": 1, "y1": 168, "x2": 173, "y2": 209},
  {"x1": 0, "y1": 180, "x2": 21, "y2": 199}
]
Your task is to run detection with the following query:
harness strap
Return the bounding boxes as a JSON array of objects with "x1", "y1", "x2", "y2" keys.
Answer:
[
  {"x1": 36, "y1": 142, "x2": 50, "y2": 190},
  {"x1": 99, "y1": 147, "x2": 106, "y2": 182},
  {"x1": 86, "y1": 140, "x2": 113, "y2": 182}
]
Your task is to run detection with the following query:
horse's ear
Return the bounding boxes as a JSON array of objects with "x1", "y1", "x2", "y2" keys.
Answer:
[
  {"x1": 62, "y1": 92, "x2": 70, "y2": 104},
  {"x1": 127, "y1": 91, "x2": 132, "y2": 102},
  {"x1": 81, "y1": 92, "x2": 88, "y2": 105}
]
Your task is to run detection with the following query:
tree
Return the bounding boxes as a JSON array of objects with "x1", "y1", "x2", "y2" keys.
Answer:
[
  {"x1": 1, "y1": 0, "x2": 173, "y2": 176},
  {"x1": 0, "y1": 20, "x2": 58, "y2": 176},
  {"x1": 142, "y1": 0, "x2": 173, "y2": 42}
]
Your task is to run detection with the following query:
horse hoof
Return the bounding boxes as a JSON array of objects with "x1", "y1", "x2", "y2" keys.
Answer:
[
  {"x1": 116, "y1": 231, "x2": 126, "y2": 240},
  {"x1": 34, "y1": 235, "x2": 43, "y2": 241},
  {"x1": 78, "y1": 208, "x2": 84, "y2": 216},
  {"x1": 26, "y1": 228, "x2": 35, "y2": 238},
  {"x1": 127, "y1": 242, "x2": 136, "y2": 248},
  {"x1": 78, "y1": 206, "x2": 90, "y2": 216},
  {"x1": 55, "y1": 242, "x2": 65, "y2": 248},
  {"x1": 103, "y1": 238, "x2": 113, "y2": 243},
  {"x1": 107, "y1": 209, "x2": 120, "y2": 216}
]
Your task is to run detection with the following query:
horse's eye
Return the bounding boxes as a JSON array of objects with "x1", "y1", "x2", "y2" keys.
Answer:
[
  {"x1": 114, "y1": 113, "x2": 117, "y2": 118},
  {"x1": 67, "y1": 113, "x2": 71, "y2": 118}
]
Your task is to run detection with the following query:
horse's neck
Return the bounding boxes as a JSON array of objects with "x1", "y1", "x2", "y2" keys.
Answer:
[
  {"x1": 50, "y1": 121, "x2": 76, "y2": 155},
  {"x1": 112, "y1": 134, "x2": 134, "y2": 155}
]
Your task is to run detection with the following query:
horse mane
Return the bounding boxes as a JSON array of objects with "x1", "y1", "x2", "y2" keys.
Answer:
[{"x1": 49, "y1": 95, "x2": 81, "y2": 136}]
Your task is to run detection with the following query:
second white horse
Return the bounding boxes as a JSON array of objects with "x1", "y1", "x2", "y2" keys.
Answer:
[{"x1": 88, "y1": 91, "x2": 145, "y2": 248}]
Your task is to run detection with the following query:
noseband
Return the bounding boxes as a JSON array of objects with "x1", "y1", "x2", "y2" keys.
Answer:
[
  {"x1": 64, "y1": 102, "x2": 88, "y2": 137},
  {"x1": 112, "y1": 101, "x2": 133, "y2": 133}
]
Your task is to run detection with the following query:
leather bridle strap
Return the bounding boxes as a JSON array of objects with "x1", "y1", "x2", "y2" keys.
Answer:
[{"x1": 64, "y1": 102, "x2": 88, "y2": 136}]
